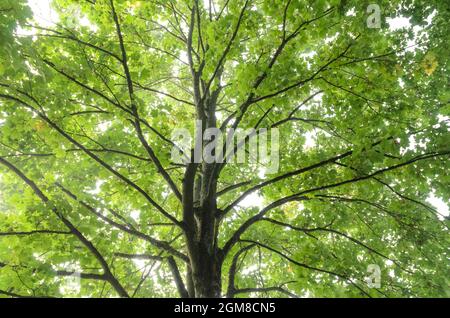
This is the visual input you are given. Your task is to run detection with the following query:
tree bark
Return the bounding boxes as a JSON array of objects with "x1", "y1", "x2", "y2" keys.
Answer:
[{"x1": 183, "y1": 173, "x2": 223, "y2": 297}]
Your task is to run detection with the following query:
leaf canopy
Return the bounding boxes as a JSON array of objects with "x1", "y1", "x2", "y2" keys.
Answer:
[{"x1": 0, "y1": 0, "x2": 449, "y2": 298}]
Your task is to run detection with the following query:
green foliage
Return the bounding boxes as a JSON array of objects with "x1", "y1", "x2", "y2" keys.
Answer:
[{"x1": 0, "y1": 0, "x2": 449, "y2": 298}]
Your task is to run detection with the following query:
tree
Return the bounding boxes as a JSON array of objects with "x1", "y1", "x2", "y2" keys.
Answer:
[{"x1": 0, "y1": 0, "x2": 449, "y2": 298}]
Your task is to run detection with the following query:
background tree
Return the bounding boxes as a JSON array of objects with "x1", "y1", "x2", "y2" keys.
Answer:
[{"x1": 0, "y1": 0, "x2": 448, "y2": 298}]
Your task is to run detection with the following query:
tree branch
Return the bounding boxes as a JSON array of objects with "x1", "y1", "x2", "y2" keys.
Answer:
[
  {"x1": 222, "y1": 151, "x2": 450, "y2": 257},
  {"x1": 0, "y1": 230, "x2": 72, "y2": 236},
  {"x1": 110, "y1": 0, "x2": 182, "y2": 202},
  {"x1": 226, "y1": 243, "x2": 256, "y2": 297},
  {"x1": 0, "y1": 156, "x2": 129, "y2": 298},
  {"x1": 232, "y1": 286, "x2": 298, "y2": 298},
  {"x1": 0, "y1": 93, "x2": 181, "y2": 227},
  {"x1": 167, "y1": 256, "x2": 189, "y2": 298},
  {"x1": 240, "y1": 239, "x2": 370, "y2": 297},
  {"x1": 58, "y1": 183, "x2": 189, "y2": 262}
]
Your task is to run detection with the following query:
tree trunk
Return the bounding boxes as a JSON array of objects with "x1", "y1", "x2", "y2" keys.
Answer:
[
  {"x1": 190, "y1": 243, "x2": 222, "y2": 298},
  {"x1": 181, "y1": 62, "x2": 224, "y2": 297},
  {"x1": 186, "y1": 183, "x2": 223, "y2": 297},
  {"x1": 182, "y1": 159, "x2": 223, "y2": 297},
  {"x1": 184, "y1": 203, "x2": 223, "y2": 297}
]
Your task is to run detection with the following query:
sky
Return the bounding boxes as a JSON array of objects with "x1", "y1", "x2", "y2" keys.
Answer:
[{"x1": 3, "y1": 0, "x2": 448, "y2": 219}]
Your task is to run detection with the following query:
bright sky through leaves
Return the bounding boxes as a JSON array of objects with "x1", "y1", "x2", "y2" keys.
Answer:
[{"x1": 0, "y1": 0, "x2": 449, "y2": 298}]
